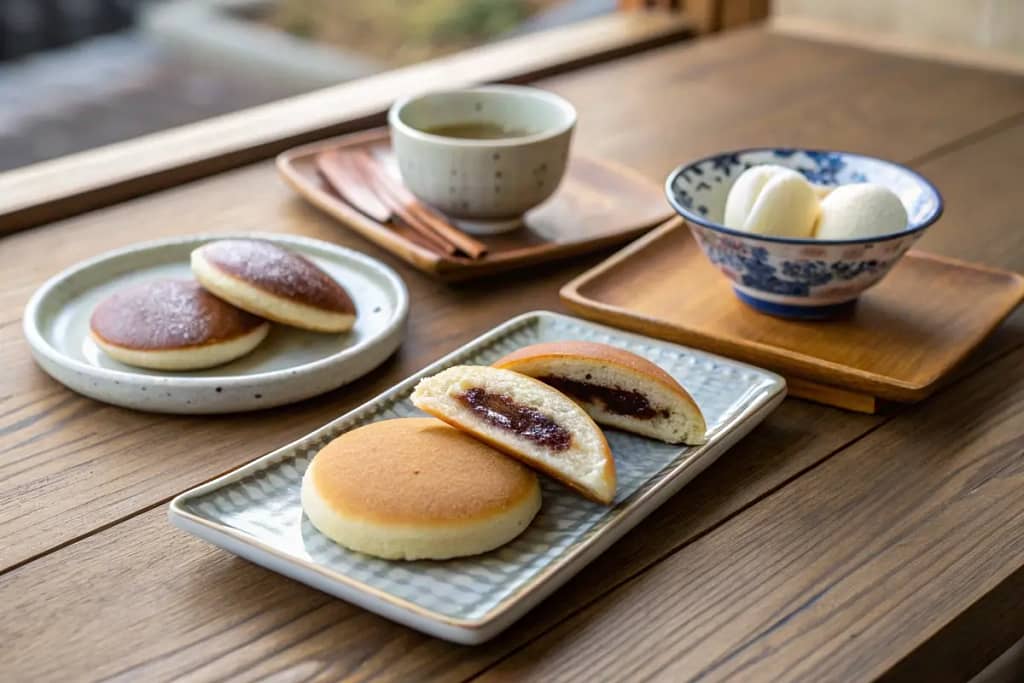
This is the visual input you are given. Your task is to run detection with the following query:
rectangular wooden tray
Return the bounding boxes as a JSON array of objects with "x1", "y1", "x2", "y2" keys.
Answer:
[
  {"x1": 277, "y1": 129, "x2": 672, "y2": 281},
  {"x1": 560, "y1": 220, "x2": 1024, "y2": 413}
]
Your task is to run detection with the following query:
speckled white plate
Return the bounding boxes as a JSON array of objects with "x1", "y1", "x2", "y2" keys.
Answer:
[
  {"x1": 23, "y1": 233, "x2": 408, "y2": 414},
  {"x1": 169, "y1": 311, "x2": 785, "y2": 643}
]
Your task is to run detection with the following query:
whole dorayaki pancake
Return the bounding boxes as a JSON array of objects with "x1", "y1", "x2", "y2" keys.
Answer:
[
  {"x1": 191, "y1": 239, "x2": 356, "y2": 333},
  {"x1": 89, "y1": 279, "x2": 270, "y2": 371},
  {"x1": 301, "y1": 417, "x2": 541, "y2": 560}
]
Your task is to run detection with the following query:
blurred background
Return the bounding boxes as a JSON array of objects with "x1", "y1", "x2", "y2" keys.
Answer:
[
  {"x1": 0, "y1": 0, "x2": 617, "y2": 172},
  {"x1": 3, "y1": 0, "x2": 1023, "y2": 174}
]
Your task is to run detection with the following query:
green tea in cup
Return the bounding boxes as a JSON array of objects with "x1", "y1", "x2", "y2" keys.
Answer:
[{"x1": 421, "y1": 122, "x2": 533, "y2": 140}]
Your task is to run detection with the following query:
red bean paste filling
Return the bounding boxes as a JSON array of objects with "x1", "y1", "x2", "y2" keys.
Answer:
[
  {"x1": 540, "y1": 375, "x2": 670, "y2": 420},
  {"x1": 458, "y1": 388, "x2": 572, "y2": 451}
]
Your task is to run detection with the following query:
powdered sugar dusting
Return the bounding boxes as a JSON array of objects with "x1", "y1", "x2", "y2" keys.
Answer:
[
  {"x1": 200, "y1": 240, "x2": 355, "y2": 313},
  {"x1": 90, "y1": 279, "x2": 265, "y2": 349}
]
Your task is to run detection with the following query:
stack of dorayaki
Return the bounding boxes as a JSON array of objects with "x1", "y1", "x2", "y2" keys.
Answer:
[
  {"x1": 89, "y1": 239, "x2": 356, "y2": 371},
  {"x1": 302, "y1": 341, "x2": 707, "y2": 561}
]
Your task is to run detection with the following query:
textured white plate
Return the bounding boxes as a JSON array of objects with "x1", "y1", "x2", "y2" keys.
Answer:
[
  {"x1": 23, "y1": 233, "x2": 408, "y2": 414},
  {"x1": 169, "y1": 311, "x2": 785, "y2": 643}
]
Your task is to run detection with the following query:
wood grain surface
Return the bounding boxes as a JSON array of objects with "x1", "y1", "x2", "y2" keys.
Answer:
[
  {"x1": 770, "y1": 15, "x2": 1024, "y2": 77},
  {"x1": 538, "y1": 29, "x2": 1024, "y2": 182},
  {"x1": 3, "y1": 27, "x2": 1024, "y2": 682}
]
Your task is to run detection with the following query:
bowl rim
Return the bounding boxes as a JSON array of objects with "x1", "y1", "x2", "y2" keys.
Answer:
[
  {"x1": 664, "y1": 147, "x2": 944, "y2": 246},
  {"x1": 388, "y1": 84, "x2": 577, "y2": 148}
]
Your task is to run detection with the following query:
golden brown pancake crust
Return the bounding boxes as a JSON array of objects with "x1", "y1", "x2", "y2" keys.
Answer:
[
  {"x1": 309, "y1": 418, "x2": 538, "y2": 525},
  {"x1": 90, "y1": 279, "x2": 266, "y2": 350},
  {"x1": 494, "y1": 341, "x2": 689, "y2": 399},
  {"x1": 198, "y1": 240, "x2": 355, "y2": 314}
]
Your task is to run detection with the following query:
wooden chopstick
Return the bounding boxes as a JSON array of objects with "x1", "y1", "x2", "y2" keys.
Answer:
[
  {"x1": 393, "y1": 214, "x2": 459, "y2": 254},
  {"x1": 315, "y1": 150, "x2": 392, "y2": 224},
  {"x1": 315, "y1": 146, "x2": 488, "y2": 259},
  {"x1": 352, "y1": 150, "x2": 489, "y2": 259},
  {"x1": 353, "y1": 161, "x2": 459, "y2": 256},
  {"x1": 316, "y1": 149, "x2": 456, "y2": 255},
  {"x1": 393, "y1": 219, "x2": 459, "y2": 253}
]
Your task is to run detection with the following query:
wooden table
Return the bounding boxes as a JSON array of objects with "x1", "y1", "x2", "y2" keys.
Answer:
[{"x1": 3, "y1": 27, "x2": 1024, "y2": 682}]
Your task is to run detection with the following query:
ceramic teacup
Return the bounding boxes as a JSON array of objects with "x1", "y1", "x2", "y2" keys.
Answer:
[{"x1": 388, "y1": 85, "x2": 576, "y2": 235}]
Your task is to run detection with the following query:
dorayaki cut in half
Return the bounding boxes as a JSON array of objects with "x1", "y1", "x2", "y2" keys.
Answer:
[
  {"x1": 493, "y1": 341, "x2": 706, "y2": 445},
  {"x1": 412, "y1": 365, "x2": 616, "y2": 504}
]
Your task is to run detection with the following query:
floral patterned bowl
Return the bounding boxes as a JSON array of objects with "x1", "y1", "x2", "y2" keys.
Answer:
[{"x1": 665, "y1": 148, "x2": 943, "y2": 319}]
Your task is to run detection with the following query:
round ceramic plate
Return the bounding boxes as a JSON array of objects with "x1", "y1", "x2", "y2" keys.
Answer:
[{"x1": 23, "y1": 233, "x2": 409, "y2": 414}]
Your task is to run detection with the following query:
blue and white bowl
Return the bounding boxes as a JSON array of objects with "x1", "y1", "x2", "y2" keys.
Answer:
[{"x1": 665, "y1": 148, "x2": 943, "y2": 319}]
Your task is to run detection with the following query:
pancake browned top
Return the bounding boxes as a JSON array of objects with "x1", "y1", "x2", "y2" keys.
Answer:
[
  {"x1": 494, "y1": 341, "x2": 685, "y2": 394},
  {"x1": 197, "y1": 240, "x2": 355, "y2": 314},
  {"x1": 308, "y1": 418, "x2": 539, "y2": 525},
  {"x1": 90, "y1": 279, "x2": 266, "y2": 350}
]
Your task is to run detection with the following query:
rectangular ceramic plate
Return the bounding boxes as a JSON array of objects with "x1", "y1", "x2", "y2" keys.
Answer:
[{"x1": 169, "y1": 311, "x2": 785, "y2": 643}]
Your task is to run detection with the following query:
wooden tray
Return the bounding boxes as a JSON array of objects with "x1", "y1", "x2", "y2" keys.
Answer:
[
  {"x1": 560, "y1": 220, "x2": 1024, "y2": 413},
  {"x1": 277, "y1": 129, "x2": 671, "y2": 281}
]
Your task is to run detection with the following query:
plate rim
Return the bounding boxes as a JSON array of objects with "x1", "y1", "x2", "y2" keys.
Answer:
[
  {"x1": 22, "y1": 232, "x2": 410, "y2": 390},
  {"x1": 168, "y1": 310, "x2": 786, "y2": 641}
]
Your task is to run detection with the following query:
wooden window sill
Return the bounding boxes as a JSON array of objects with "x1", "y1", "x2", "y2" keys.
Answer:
[{"x1": 0, "y1": 11, "x2": 692, "y2": 235}]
